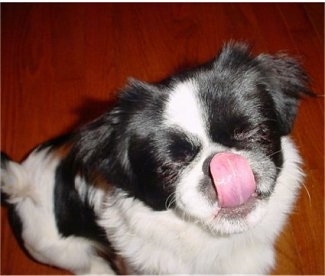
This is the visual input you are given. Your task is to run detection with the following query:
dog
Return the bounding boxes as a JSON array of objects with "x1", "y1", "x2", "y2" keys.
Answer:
[{"x1": 1, "y1": 42, "x2": 311, "y2": 274}]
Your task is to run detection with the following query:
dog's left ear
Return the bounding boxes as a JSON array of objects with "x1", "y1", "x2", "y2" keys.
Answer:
[{"x1": 256, "y1": 53, "x2": 314, "y2": 135}]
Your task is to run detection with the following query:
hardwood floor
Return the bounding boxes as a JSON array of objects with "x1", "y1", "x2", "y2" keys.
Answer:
[{"x1": 1, "y1": 3, "x2": 324, "y2": 275}]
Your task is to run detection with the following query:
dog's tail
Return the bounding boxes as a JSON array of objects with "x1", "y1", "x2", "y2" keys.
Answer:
[{"x1": 1, "y1": 152, "x2": 36, "y2": 204}]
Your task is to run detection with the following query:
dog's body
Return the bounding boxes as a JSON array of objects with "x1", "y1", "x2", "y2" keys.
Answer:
[{"x1": 1, "y1": 43, "x2": 310, "y2": 274}]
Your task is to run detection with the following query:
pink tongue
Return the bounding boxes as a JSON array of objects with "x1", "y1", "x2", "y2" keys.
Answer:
[{"x1": 210, "y1": 152, "x2": 256, "y2": 208}]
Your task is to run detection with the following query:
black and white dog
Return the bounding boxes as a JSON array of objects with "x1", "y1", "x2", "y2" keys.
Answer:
[{"x1": 1, "y1": 43, "x2": 311, "y2": 274}]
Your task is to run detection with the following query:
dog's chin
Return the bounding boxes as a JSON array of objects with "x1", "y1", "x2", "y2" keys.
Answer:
[{"x1": 177, "y1": 195, "x2": 269, "y2": 235}]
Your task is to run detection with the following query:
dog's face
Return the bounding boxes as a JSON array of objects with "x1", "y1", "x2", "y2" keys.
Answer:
[{"x1": 76, "y1": 43, "x2": 309, "y2": 235}]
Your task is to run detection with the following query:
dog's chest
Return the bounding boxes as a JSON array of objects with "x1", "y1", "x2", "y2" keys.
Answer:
[{"x1": 99, "y1": 195, "x2": 271, "y2": 274}]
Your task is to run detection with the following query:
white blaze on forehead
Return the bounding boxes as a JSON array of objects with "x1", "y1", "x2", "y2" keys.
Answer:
[{"x1": 164, "y1": 80, "x2": 207, "y2": 138}]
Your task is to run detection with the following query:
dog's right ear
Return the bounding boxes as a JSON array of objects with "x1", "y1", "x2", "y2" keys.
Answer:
[
  {"x1": 118, "y1": 78, "x2": 160, "y2": 108},
  {"x1": 74, "y1": 79, "x2": 155, "y2": 163},
  {"x1": 256, "y1": 53, "x2": 314, "y2": 135},
  {"x1": 72, "y1": 78, "x2": 161, "y2": 185}
]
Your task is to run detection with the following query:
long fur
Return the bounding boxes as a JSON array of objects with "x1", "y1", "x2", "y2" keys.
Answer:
[{"x1": 1, "y1": 42, "x2": 311, "y2": 274}]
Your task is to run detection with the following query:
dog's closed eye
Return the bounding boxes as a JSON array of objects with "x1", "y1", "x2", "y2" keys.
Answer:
[{"x1": 167, "y1": 132, "x2": 201, "y2": 164}]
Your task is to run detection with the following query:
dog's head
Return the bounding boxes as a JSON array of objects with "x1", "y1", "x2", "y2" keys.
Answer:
[{"x1": 75, "y1": 43, "x2": 311, "y2": 234}]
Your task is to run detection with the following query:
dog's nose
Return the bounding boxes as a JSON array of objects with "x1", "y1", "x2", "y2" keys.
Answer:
[{"x1": 202, "y1": 154, "x2": 215, "y2": 175}]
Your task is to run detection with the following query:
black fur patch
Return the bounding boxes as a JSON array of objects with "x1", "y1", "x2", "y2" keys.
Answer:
[
  {"x1": 54, "y1": 156, "x2": 108, "y2": 245},
  {"x1": 1, "y1": 152, "x2": 11, "y2": 169},
  {"x1": 53, "y1": 156, "x2": 123, "y2": 273}
]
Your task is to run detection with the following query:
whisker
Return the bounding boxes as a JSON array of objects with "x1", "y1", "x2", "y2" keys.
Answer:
[
  {"x1": 266, "y1": 150, "x2": 283, "y2": 158},
  {"x1": 165, "y1": 192, "x2": 177, "y2": 209},
  {"x1": 301, "y1": 182, "x2": 312, "y2": 206}
]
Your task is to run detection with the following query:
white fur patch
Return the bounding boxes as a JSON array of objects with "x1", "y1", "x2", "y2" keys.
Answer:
[
  {"x1": 75, "y1": 175, "x2": 105, "y2": 214},
  {"x1": 164, "y1": 80, "x2": 208, "y2": 141}
]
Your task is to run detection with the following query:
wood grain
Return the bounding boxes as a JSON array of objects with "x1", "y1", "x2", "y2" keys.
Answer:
[{"x1": 1, "y1": 3, "x2": 324, "y2": 275}]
